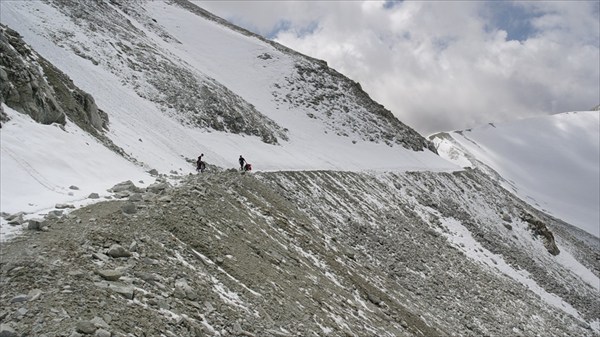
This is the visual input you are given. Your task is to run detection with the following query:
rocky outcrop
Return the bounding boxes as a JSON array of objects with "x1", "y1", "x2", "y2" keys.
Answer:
[
  {"x1": 0, "y1": 25, "x2": 65, "y2": 125},
  {"x1": 521, "y1": 212, "x2": 560, "y2": 255},
  {"x1": 0, "y1": 26, "x2": 137, "y2": 159},
  {"x1": 0, "y1": 24, "x2": 108, "y2": 134},
  {"x1": 274, "y1": 60, "x2": 436, "y2": 152}
]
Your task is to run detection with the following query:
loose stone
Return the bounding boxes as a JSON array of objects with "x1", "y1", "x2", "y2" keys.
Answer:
[
  {"x1": 27, "y1": 289, "x2": 42, "y2": 301},
  {"x1": 96, "y1": 270, "x2": 122, "y2": 281},
  {"x1": 106, "y1": 244, "x2": 131, "y2": 258},
  {"x1": 76, "y1": 320, "x2": 97, "y2": 334},
  {"x1": 10, "y1": 294, "x2": 28, "y2": 303},
  {"x1": 0, "y1": 323, "x2": 17, "y2": 337},
  {"x1": 27, "y1": 219, "x2": 44, "y2": 231},
  {"x1": 95, "y1": 329, "x2": 111, "y2": 337},
  {"x1": 55, "y1": 204, "x2": 75, "y2": 209},
  {"x1": 121, "y1": 202, "x2": 137, "y2": 215}
]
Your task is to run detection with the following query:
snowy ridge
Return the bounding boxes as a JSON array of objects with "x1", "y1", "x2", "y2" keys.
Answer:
[{"x1": 430, "y1": 110, "x2": 600, "y2": 238}]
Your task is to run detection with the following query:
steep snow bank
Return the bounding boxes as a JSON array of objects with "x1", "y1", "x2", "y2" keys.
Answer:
[
  {"x1": 0, "y1": 105, "x2": 152, "y2": 215},
  {"x1": 0, "y1": 105, "x2": 156, "y2": 241},
  {"x1": 431, "y1": 111, "x2": 600, "y2": 237}
]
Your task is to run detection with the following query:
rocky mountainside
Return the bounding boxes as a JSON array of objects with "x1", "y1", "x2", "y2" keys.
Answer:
[
  {"x1": 0, "y1": 25, "x2": 107, "y2": 134},
  {"x1": 1, "y1": 1, "x2": 599, "y2": 337},
  {"x1": 1, "y1": 169, "x2": 599, "y2": 336},
  {"x1": 132, "y1": 0, "x2": 429, "y2": 151},
  {"x1": 0, "y1": 25, "x2": 136, "y2": 161}
]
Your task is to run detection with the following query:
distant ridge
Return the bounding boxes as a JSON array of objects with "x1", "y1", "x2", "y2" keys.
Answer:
[{"x1": 430, "y1": 110, "x2": 600, "y2": 237}]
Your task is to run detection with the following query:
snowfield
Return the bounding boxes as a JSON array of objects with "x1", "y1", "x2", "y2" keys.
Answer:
[
  {"x1": 0, "y1": 105, "x2": 154, "y2": 240},
  {"x1": 431, "y1": 110, "x2": 600, "y2": 238}
]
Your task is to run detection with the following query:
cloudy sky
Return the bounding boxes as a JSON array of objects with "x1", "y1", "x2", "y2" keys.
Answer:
[{"x1": 197, "y1": 1, "x2": 600, "y2": 135}]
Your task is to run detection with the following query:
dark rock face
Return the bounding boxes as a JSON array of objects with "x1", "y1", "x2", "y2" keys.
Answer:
[
  {"x1": 0, "y1": 25, "x2": 132, "y2": 159},
  {"x1": 521, "y1": 212, "x2": 560, "y2": 256},
  {"x1": 0, "y1": 104, "x2": 9, "y2": 125},
  {"x1": 0, "y1": 24, "x2": 108, "y2": 134},
  {"x1": 0, "y1": 25, "x2": 65, "y2": 125}
]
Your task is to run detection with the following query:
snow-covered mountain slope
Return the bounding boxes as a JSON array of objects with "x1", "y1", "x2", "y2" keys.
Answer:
[
  {"x1": 1, "y1": 105, "x2": 154, "y2": 231},
  {"x1": 430, "y1": 110, "x2": 600, "y2": 237},
  {"x1": 0, "y1": 0, "x2": 456, "y2": 216}
]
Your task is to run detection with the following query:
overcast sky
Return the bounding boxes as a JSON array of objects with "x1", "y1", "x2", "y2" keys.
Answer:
[{"x1": 197, "y1": 1, "x2": 600, "y2": 135}]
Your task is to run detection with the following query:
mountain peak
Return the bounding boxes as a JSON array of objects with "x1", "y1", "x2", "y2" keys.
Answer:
[{"x1": 430, "y1": 110, "x2": 600, "y2": 237}]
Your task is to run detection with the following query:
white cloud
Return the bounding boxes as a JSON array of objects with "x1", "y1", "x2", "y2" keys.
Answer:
[{"x1": 198, "y1": 1, "x2": 599, "y2": 135}]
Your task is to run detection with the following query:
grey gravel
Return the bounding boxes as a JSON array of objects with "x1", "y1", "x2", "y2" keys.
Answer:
[{"x1": 1, "y1": 169, "x2": 597, "y2": 337}]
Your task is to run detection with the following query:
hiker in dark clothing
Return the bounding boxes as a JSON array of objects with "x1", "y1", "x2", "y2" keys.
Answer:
[
  {"x1": 239, "y1": 155, "x2": 246, "y2": 171},
  {"x1": 197, "y1": 154, "x2": 206, "y2": 173}
]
